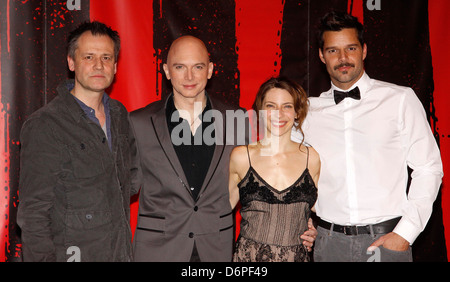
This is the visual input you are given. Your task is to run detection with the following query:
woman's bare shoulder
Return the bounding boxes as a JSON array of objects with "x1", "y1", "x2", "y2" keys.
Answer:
[{"x1": 305, "y1": 145, "x2": 321, "y2": 174}]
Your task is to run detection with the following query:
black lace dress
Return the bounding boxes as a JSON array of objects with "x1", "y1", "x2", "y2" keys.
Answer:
[{"x1": 233, "y1": 146, "x2": 317, "y2": 262}]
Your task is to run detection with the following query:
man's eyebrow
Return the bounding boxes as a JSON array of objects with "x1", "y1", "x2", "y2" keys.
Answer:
[
  {"x1": 324, "y1": 43, "x2": 359, "y2": 50},
  {"x1": 171, "y1": 62, "x2": 207, "y2": 66},
  {"x1": 80, "y1": 52, "x2": 114, "y2": 56}
]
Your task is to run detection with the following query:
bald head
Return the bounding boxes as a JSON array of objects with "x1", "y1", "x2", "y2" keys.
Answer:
[
  {"x1": 163, "y1": 35, "x2": 214, "y2": 102},
  {"x1": 166, "y1": 35, "x2": 210, "y2": 65}
]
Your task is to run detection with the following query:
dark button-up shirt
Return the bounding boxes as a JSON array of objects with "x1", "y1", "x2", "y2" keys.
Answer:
[
  {"x1": 166, "y1": 95, "x2": 215, "y2": 200},
  {"x1": 71, "y1": 87, "x2": 112, "y2": 150}
]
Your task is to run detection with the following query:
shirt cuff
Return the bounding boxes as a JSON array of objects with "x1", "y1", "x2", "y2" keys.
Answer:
[{"x1": 392, "y1": 218, "x2": 421, "y2": 245}]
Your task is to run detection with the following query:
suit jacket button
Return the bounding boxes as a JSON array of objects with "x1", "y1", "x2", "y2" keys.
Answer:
[
  {"x1": 189, "y1": 232, "x2": 194, "y2": 238},
  {"x1": 194, "y1": 206, "x2": 198, "y2": 212}
]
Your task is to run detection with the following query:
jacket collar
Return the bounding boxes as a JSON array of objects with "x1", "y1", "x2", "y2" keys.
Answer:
[{"x1": 56, "y1": 79, "x2": 119, "y2": 123}]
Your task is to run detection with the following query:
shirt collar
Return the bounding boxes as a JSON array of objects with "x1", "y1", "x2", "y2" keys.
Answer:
[
  {"x1": 67, "y1": 83, "x2": 111, "y2": 124},
  {"x1": 329, "y1": 71, "x2": 371, "y2": 98},
  {"x1": 165, "y1": 92, "x2": 212, "y2": 124}
]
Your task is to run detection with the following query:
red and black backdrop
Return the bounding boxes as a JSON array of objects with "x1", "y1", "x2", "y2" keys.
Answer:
[{"x1": 1, "y1": 0, "x2": 449, "y2": 262}]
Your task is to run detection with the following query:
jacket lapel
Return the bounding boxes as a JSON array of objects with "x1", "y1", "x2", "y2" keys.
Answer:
[
  {"x1": 199, "y1": 137, "x2": 225, "y2": 198},
  {"x1": 150, "y1": 102, "x2": 192, "y2": 197},
  {"x1": 197, "y1": 99, "x2": 227, "y2": 200}
]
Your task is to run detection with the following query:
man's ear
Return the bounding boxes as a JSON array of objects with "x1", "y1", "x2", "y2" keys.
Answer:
[
  {"x1": 163, "y1": 63, "x2": 171, "y2": 80},
  {"x1": 319, "y1": 49, "x2": 326, "y2": 64},
  {"x1": 207, "y1": 61, "x2": 214, "y2": 79},
  {"x1": 362, "y1": 43, "x2": 367, "y2": 61},
  {"x1": 67, "y1": 56, "x2": 75, "y2": 71}
]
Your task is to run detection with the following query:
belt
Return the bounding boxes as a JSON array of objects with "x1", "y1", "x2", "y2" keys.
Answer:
[{"x1": 317, "y1": 217, "x2": 401, "y2": 236}]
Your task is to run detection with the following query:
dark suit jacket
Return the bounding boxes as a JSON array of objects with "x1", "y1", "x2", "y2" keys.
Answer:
[{"x1": 130, "y1": 93, "x2": 248, "y2": 261}]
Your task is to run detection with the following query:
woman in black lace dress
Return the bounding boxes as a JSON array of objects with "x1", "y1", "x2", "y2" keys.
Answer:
[{"x1": 229, "y1": 77, "x2": 320, "y2": 262}]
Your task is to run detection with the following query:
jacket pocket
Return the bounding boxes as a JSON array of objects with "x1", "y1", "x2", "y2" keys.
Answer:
[
  {"x1": 66, "y1": 210, "x2": 112, "y2": 230},
  {"x1": 135, "y1": 214, "x2": 166, "y2": 245},
  {"x1": 67, "y1": 140, "x2": 105, "y2": 179},
  {"x1": 218, "y1": 211, "x2": 234, "y2": 253},
  {"x1": 219, "y1": 211, "x2": 233, "y2": 232},
  {"x1": 64, "y1": 211, "x2": 113, "y2": 260}
]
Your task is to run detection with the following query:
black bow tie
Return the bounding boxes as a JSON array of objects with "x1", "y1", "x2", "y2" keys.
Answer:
[{"x1": 334, "y1": 87, "x2": 361, "y2": 104}]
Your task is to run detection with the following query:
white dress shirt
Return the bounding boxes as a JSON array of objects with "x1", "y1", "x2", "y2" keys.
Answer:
[{"x1": 292, "y1": 72, "x2": 443, "y2": 244}]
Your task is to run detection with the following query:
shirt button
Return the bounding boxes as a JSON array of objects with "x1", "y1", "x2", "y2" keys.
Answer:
[
  {"x1": 189, "y1": 232, "x2": 194, "y2": 238},
  {"x1": 85, "y1": 214, "x2": 93, "y2": 220}
]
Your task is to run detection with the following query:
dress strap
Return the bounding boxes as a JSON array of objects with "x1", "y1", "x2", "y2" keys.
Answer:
[
  {"x1": 298, "y1": 143, "x2": 310, "y2": 169},
  {"x1": 246, "y1": 145, "x2": 252, "y2": 167},
  {"x1": 305, "y1": 146, "x2": 309, "y2": 169}
]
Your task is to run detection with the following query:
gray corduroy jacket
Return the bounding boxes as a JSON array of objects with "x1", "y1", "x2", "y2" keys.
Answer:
[{"x1": 17, "y1": 80, "x2": 140, "y2": 262}]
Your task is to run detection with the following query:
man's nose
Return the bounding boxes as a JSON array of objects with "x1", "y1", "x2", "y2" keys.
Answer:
[
  {"x1": 338, "y1": 50, "x2": 349, "y2": 62},
  {"x1": 185, "y1": 68, "x2": 193, "y2": 80},
  {"x1": 93, "y1": 57, "x2": 104, "y2": 70}
]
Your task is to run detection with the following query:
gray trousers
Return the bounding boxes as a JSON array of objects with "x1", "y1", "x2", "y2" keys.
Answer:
[{"x1": 314, "y1": 225, "x2": 413, "y2": 262}]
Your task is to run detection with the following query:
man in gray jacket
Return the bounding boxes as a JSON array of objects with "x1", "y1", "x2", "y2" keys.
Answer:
[
  {"x1": 17, "y1": 21, "x2": 139, "y2": 262},
  {"x1": 130, "y1": 35, "x2": 317, "y2": 261},
  {"x1": 130, "y1": 36, "x2": 243, "y2": 261}
]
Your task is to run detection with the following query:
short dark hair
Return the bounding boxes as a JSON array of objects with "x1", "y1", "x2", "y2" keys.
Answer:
[
  {"x1": 318, "y1": 11, "x2": 364, "y2": 50},
  {"x1": 67, "y1": 21, "x2": 120, "y2": 61}
]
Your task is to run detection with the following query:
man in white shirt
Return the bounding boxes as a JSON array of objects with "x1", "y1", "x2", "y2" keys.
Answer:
[{"x1": 292, "y1": 11, "x2": 443, "y2": 261}]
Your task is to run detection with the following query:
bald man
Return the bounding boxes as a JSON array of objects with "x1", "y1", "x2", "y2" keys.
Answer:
[{"x1": 129, "y1": 35, "x2": 248, "y2": 261}]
